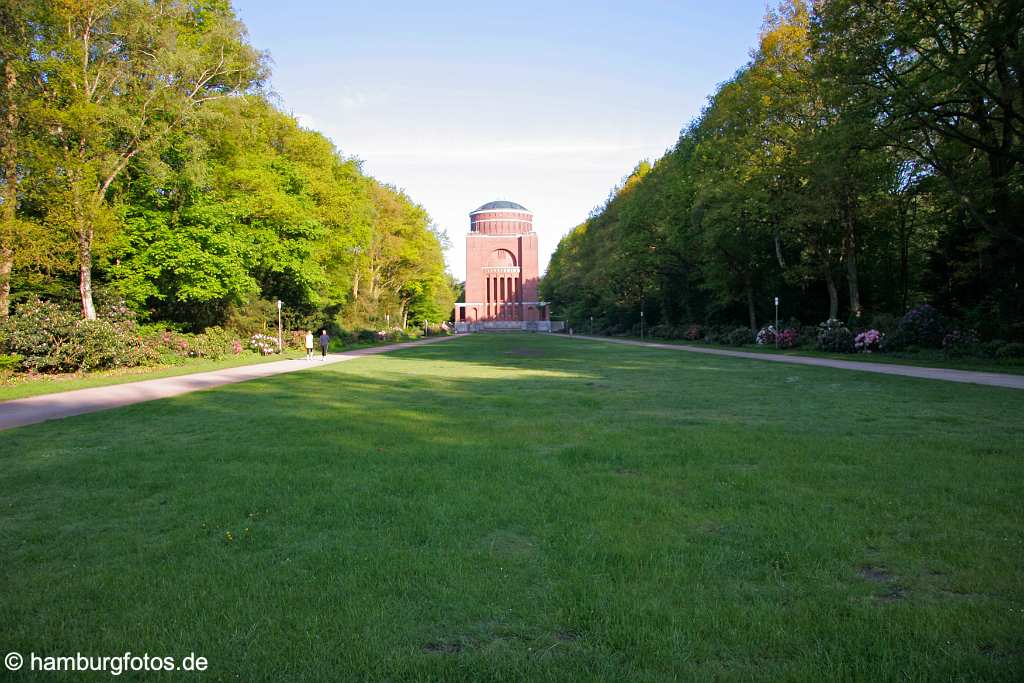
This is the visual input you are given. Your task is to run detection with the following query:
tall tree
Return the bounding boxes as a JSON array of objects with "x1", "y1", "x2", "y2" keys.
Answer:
[
  {"x1": 29, "y1": 0, "x2": 264, "y2": 319},
  {"x1": 815, "y1": 0, "x2": 1024, "y2": 318}
]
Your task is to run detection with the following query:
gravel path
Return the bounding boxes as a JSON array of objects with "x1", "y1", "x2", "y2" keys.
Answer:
[
  {"x1": 572, "y1": 335, "x2": 1024, "y2": 390},
  {"x1": 0, "y1": 335, "x2": 458, "y2": 432}
]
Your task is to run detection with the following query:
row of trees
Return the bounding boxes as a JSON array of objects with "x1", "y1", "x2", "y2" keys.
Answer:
[
  {"x1": 542, "y1": 0, "x2": 1022, "y2": 341},
  {"x1": 1, "y1": 0, "x2": 454, "y2": 331}
]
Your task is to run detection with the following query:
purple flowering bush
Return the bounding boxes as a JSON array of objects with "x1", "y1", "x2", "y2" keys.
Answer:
[
  {"x1": 854, "y1": 329, "x2": 883, "y2": 353},
  {"x1": 897, "y1": 304, "x2": 946, "y2": 348},
  {"x1": 942, "y1": 329, "x2": 979, "y2": 358}
]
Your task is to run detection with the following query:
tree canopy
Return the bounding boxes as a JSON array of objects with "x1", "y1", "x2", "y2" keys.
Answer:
[
  {"x1": 542, "y1": 0, "x2": 1023, "y2": 340},
  {"x1": 0, "y1": 0, "x2": 454, "y2": 330}
]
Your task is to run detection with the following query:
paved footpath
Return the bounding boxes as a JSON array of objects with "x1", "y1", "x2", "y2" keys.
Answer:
[
  {"x1": 572, "y1": 335, "x2": 1024, "y2": 390},
  {"x1": 0, "y1": 335, "x2": 459, "y2": 432}
]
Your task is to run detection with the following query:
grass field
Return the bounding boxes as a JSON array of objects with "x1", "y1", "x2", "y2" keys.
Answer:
[
  {"x1": 0, "y1": 339, "x2": 411, "y2": 403},
  {"x1": 606, "y1": 334, "x2": 1024, "y2": 375},
  {"x1": 2, "y1": 333, "x2": 1022, "y2": 680},
  {"x1": 0, "y1": 351, "x2": 306, "y2": 403}
]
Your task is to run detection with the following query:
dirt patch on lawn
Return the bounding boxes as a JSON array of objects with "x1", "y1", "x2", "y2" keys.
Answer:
[
  {"x1": 875, "y1": 587, "x2": 909, "y2": 603},
  {"x1": 480, "y1": 530, "x2": 538, "y2": 560},
  {"x1": 857, "y1": 564, "x2": 909, "y2": 602},
  {"x1": 698, "y1": 521, "x2": 723, "y2": 536},
  {"x1": 422, "y1": 642, "x2": 462, "y2": 654},
  {"x1": 858, "y1": 565, "x2": 894, "y2": 582},
  {"x1": 505, "y1": 347, "x2": 545, "y2": 357}
]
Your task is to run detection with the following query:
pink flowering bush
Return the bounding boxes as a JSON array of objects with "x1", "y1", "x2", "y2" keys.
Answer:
[
  {"x1": 684, "y1": 324, "x2": 702, "y2": 341},
  {"x1": 776, "y1": 328, "x2": 799, "y2": 349},
  {"x1": 854, "y1": 329, "x2": 883, "y2": 353}
]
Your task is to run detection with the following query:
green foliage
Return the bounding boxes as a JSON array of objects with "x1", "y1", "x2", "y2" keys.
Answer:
[
  {"x1": 1, "y1": 299, "x2": 80, "y2": 371},
  {"x1": 0, "y1": 298, "x2": 155, "y2": 372},
  {"x1": 996, "y1": 343, "x2": 1024, "y2": 360},
  {"x1": 0, "y1": 353, "x2": 22, "y2": 376},
  {"x1": 897, "y1": 305, "x2": 947, "y2": 349},
  {"x1": 543, "y1": 0, "x2": 1024, "y2": 343},
  {"x1": 4, "y1": 1, "x2": 454, "y2": 336},
  {"x1": 816, "y1": 319, "x2": 854, "y2": 353},
  {"x1": 724, "y1": 327, "x2": 754, "y2": 346},
  {"x1": 942, "y1": 330, "x2": 980, "y2": 359}
]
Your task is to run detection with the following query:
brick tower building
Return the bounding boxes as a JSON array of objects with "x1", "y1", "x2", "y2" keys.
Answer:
[{"x1": 454, "y1": 200, "x2": 550, "y2": 329}]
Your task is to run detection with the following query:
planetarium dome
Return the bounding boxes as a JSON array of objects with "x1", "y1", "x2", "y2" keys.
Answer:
[{"x1": 471, "y1": 200, "x2": 531, "y2": 213}]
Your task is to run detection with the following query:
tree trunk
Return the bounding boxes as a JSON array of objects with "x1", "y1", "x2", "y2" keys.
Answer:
[
  {"x1": 844, "y1": 235, "x2": 861, "y2": 320},
  {"x1": 898, "y1": 200, "x2": 911, "y2": 314},
  {"x1": 0, "y1": 248, "x2": 11, "y2": 317},
  {"x1": 841, "y1": 194, "x2": 862, "y2": 320},
  {"x1": 773, "y1": 227, "x2": 786, "y2": 270},
  {"x1": 745, "y1": 274, "x2": 757, "y2": 333},
  {"x1": 824, "y1": 265, "x2": 839, "y2": 320},
  {"x1": 1, "y1": 59, "x2": 16, "y2": 317},
  {"x1": 78, "y1": 221, "x2": 96, "y2": 320}
]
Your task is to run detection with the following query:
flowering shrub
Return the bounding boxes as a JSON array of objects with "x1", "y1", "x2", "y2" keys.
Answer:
[
  {"x1": 724, "y1": 326, "x2": 753, "y2": 346},
  {"x1": 231, "y1": 340, "x2": 243, "y2": 355},
  {"x1": 854, "y1": 329, "x2": 883, "y2": 353},
  {"x1": 96, "y1": 296, "x2": 136, "y2": 323},
  {"x1": 288, "y1": 330, "x2": 306, "y2": 350},
  {"x1": 776, "y1": 328, "x2": 799, "y2": 349},
  {"x1": 816, "y1": 319, "x2": 854, "y2": 353},
  {"x1": 684, "y1": 324, "x2": 702, "y2": 341},
  {"x1": 190, "y1": 326, "x2": 233, "y2": 359},
  {"x1": 755, "y1": 325, "x2": 777, "y2": 345},
  {"x1": 897, "y1": 304, "x2": 946, "y2": 348},
  {"x1": 942, "y1": 329, "x2": 979, "y2": 358},
  {"x1": 0, "y1": 298, "x2": 155, "y2": 372},
  {"x1": 996, "y1": 342, "x2": 1024, "y2": 359},
  {"x1": 249, "y1": 333, "x2": 278, "y2": 355},
  {"x1": 649, "y1": 324, "x2": 676, "y2": 339}
]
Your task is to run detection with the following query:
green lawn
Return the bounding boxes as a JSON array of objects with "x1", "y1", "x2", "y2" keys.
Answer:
[
  {"x1": 606, "y1": 334, "x2": 1024, "y2": 375},
  {"x1": 0, "y1": 338, "x2": 418, "y2": 403},
  {"x1": 2, "y1": 333, "x2": 1022, "y2": 680},
  {"x1": 0, "y1": 351, "x2": 305, "y2": 403}
]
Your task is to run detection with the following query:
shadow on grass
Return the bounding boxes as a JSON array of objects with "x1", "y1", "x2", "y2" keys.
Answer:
[{"x1": 1, "y1": 332, "x2": 1023, "y2": 680}]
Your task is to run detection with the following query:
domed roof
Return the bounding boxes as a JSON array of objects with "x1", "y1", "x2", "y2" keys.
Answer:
[{"x1": 472, "y1": 200, "x2": 530, "y2": 213}]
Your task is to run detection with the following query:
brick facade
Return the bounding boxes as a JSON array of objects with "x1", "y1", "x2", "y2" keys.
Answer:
[{"x1": 455, "y1": 201, "x2": 547, "y2": 323}]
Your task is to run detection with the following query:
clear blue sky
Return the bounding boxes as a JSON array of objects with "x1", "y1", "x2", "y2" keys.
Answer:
[{"x1": 233, "y1": 1, "x2": 770, "y2": 280}]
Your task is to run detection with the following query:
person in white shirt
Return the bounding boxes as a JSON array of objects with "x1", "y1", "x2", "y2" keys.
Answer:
[{"x1": 304, "y1": 330, "x2": 314, "y2": 360}]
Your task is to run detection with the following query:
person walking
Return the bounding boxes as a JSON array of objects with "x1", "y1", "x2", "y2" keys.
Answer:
[
  {"x1": 319, "y1": 329, "x2": 330, "y2": 360},
  {"x1": 304, "y1": 330, "x2": 314, "y2": 360}
]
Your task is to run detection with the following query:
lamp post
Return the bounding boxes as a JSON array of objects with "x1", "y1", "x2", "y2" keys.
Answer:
[
  {"x1": 277, "y1": 299, "x2": 283, "y2": 353},
  {"x1": 590, "y1": 316, "x2": 594, "y2": 336},
  {"x1": 774, "y1": 296, "x2": 779, "y2": 348}
]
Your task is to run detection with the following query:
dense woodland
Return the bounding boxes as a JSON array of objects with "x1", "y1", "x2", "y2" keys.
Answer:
[
  {"x1": 543, "y1": 0, "x2": 1023, "y2": 344},
  {"x1": 0, "y1": 0, "x2": 455, "y2": 335}
]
